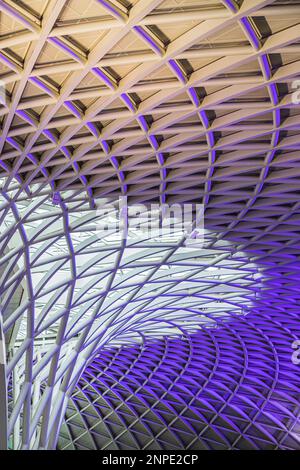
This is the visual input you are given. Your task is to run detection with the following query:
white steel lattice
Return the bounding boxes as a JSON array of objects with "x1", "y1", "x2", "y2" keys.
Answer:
[
  {"x1": 0, "y1": 0, "x2": 300, "y2": 452},
  {"x1": 0, "y1": 0, "x2": 298, "y2": 208},
  {"x1": 59, "y1": 321, "x2": 300, "y2": 451},
  {"x1": 0, "y1": 180, "x2": 260, "y2": 449}
]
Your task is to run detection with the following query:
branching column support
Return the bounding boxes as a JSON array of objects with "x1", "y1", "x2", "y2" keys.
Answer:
[{"x1": 0, "y1": 312, "x2": 8, "y2": 450}]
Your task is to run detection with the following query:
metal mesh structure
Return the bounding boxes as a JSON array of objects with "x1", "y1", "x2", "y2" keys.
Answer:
[
  {"x1": 0, "y1": 180, "x2": 261, "y2": 449},
  {"x1": 59, "y1": 317, "x2": 300, "y2": 450},
  {"x1": 0, "y1": 0, "x2": 299, "y2": 205},
  {"x1": 0, "y1": 0, "x2": 300, "y2": 452}
]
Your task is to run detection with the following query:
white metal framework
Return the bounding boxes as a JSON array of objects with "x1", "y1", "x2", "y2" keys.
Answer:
[
  {"x1": 59, "y1": 322, "x2": 300, "y2": 451},
  {"x1": 0, "y1": 180, "x2": 260, "y2": 449},
  {"x1": 0, "y1": 0, "x2": 300, "y2": 451},
  {"x1": 0, "y1": 0, "x2": 299, "y2": 206}
]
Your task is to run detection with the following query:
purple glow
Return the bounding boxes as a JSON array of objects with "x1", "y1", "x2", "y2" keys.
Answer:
[
  {"x1": 157, "y1": 152, "x2": 164, "y2": 166},
  {"x1": 169, "y1": 59, "x2": 186, "y2": 84},
  {"x1": 43, "y1": 129, "x2": 57, "y2": 143},
  {"x1": 97, "y1": 0, "x2": 124, "y2": 20},
  {"x1": 101, "y1": 140, "x2": 110, "y2": 154},
  {"x1": 6, "y1": 137, "x2": 20, "y2": 150},
  {"x1": 72, "y1": 161, "x2": 79, "y2": 172},
  {"x1": 273, "y1": 130, "x2": 280, "y2": 147},
  {"x1": 241, "y1": 17, "x2": 260, "y2": 49},
  {"x1": 48, "y1": 37, "x2": 83, "y2": 62},
  {"x1": 274, "y1": 109, "x2": 281, "y2": 128},
  {"x1": 16, "y1": 110, "x2": 36, "y2": 126},
  {"x1": 133, "y1": 26, "x2": 163, "y2": 55},
  {"x1": 0, "y1": 0, "x2": 299, "y2": 453},
  {"x1": 260, "y1": 54, "x2": 271, "y2": 80},
  {"x1": 70, "y1": 299, "x2": 300, "y2": 450},
  {"x1": 64, "y1": 101, "x2": 82, "y2": 119},
  {"x1": 61, "y1": 146, "x2": 71, "y2": 158},
  {"x1": 27, "y1": 153, "x2": 38, "y2": 164},
  {"x1": 207, "y1": 131, "x2": 214, "y2": 147},
  {"x1": 111, "y1": 156, "x2": 118, "y2": 168},
  {"x1": 269, "y1": 83, "x2": 279, "y2": 105},
  {"x1": 93, "y1": 67, "x2": 115, "y2": 89},
  {"x1": 86, "y1": 122, "x2": 99, "y2": 137},
  {"x1": 149, "y1": 134, "x2": 159, "y2": 150},
  {"x1": 29, "y1": 76, "x2": 55, "y2": 96},
  {"x1": 138, "y1": 116, "x2": 149, "y2": 132},
  {"x1": 0, "y1": 160, "x2": 9, "y2": 171},
  {"x1": 211, "y1": 149, "x2": 216, "y2": 165},
  {"x1": 224, "y1": 0, "x2": 237, "y2": 12},
  {"x1": 40, "y1": 166, "x2": 48, "y2": 177},
  {"x1": 199, "y1": 110, "x2": 209, "y2": 128},
  {"x1": 121, "y1": 93, "x2": 136, "y2": 112},
  {"x1": 0, "y1": 52, "x2": 14, "y2": 68},
  {"x1": 188, "y1": 87, "x2": 200, "y2": 107}
]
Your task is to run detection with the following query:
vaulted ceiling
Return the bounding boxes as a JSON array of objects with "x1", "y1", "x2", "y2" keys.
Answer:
[
  {"x1": 0, "y1": 0, "x2": 300, "y2": 208},
  {"x1": 1, "y1": 0, "x2": 300, "y2": 451}
]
